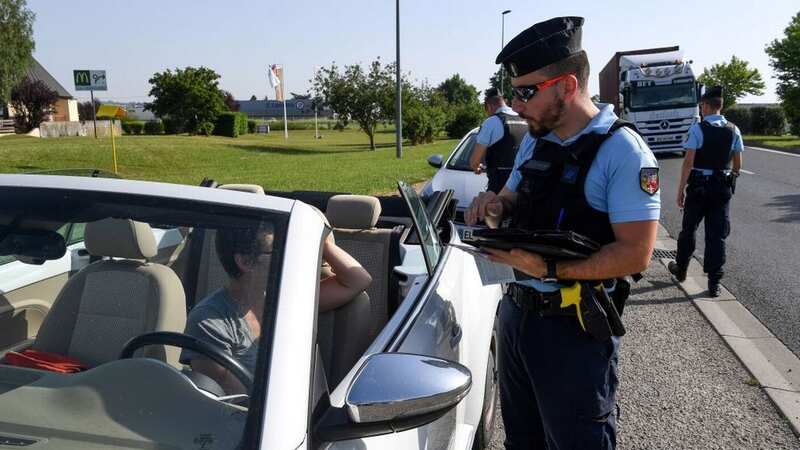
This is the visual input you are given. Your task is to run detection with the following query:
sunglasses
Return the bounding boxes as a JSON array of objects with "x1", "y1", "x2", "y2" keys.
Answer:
[{"x1": 511, "y1": 73, "x2": 575, "y2": 103}]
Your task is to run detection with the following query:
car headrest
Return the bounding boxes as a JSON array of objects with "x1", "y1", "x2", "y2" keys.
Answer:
[
  {"x1": 85, "y1": 218, "x2": 157, "y2": 260},
  {"x1": 326, "y1": 195, "x2": 382, "y2": 230},
  {"x1": 219, "y1": 184, "x2": 265, "y2": 194}
]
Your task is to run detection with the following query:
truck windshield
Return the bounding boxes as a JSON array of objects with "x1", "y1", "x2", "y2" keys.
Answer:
[{"x1": 629, "y1": 83, "x2": 696, "y2": 111}]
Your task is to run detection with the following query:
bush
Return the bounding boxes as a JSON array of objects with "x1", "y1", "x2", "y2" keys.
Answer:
[
  {"x1": 237, "y1": 113, "x2": 248, "y2": 135},
  {"x1": 724, "y1": 107, "x2": 751, "y2": 134},
  {"x1": 163, "y1": 117, "x2": 182, "y2": 134},
  {"x1": 247, "y1": 120, "x2": 257, "y2": 133},
  {"x1": 199, "y1": 121, "x2": 215, "y2": 136},
  {"x1": 446, "y1": 102, "x2": 484, "y2": 138},
  {"x1": 790, "y1": 116, "x2": 800, "y2": 137},
  {"x1": 144, "y1": 120, "x2": 164, "y2": 135},
  {"x1": 214, "y1": 112, "x2": 240, "y2": 137},
  {"x1": 403, "y1": 103, "x2": 446, "y2": 145},
  {"x1": 122, "y1": 120, "x2": 145, "y2": 135},
  {"x1": 748, "y1": 106, "x2": 785, "y2": 135}
]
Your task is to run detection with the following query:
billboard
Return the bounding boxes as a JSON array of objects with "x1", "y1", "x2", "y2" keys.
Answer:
[{"x1": 74, "y1": 70, "x2": 107, "y2": 91}]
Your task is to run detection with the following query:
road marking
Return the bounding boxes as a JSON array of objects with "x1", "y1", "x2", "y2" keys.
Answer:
[
  {"x1": 740, "y1": 169, "x2": 755, "y2": 175},
  {"x1": 746, "y1": 146, "x2": 800, "y2": 158}
]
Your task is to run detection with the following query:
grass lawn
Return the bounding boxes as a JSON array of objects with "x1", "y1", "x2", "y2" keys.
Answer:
[
  {"x1": 0, "y1": 129, "x2": 458, "y2": 195},
  {"x1": 743, "y1": 135, "x2": 800, "y2": 152}
]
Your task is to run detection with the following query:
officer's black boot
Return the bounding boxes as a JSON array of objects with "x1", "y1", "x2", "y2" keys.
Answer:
[
  {"x1": 668, "y1": 261, "x2": 687, "y2": 282},
  {"x1": 708, "y1": 280, "x2": 721, "y2": 298}
]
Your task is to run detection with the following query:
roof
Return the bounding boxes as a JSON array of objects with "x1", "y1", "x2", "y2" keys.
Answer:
[{"x1": 25, "y1": 57, "x2": 72, "y2": 99}]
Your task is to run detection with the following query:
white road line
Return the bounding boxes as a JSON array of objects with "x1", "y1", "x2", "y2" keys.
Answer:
[
  {"x1": 746, "y1": 145, "x2": 800, "y2": 158},
  {"x1": 740, "y1": 169, "x2": 755, "y2": 175}
]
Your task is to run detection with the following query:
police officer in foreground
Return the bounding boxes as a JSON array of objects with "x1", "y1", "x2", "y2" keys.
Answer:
[
  {"x1": 668, "y1": 86, "x2": 743, "y2": 297},
  {"x1": 465, "y1": 16, "x2": 660, "y2": 449},
  {"x1": 469, "y1": 87, "x2": 528, "y2": 193}
]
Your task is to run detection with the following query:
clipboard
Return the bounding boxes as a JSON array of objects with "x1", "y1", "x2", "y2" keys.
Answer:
[{"x1": 462, "y1": 228, "x2": 600, "y2": 260}]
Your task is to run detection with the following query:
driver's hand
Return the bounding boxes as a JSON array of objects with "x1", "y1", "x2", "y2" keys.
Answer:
[{"x1": 465, "y1": 191, "x2": 504, "y2": 226}]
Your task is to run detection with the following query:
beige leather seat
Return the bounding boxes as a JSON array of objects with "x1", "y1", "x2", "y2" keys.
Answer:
[
  {"x1": 326, "y1": 194, "x2": 395, "y2": 336},
  {"x1": 32, "y1": 219, "x2": 186, "y2": 368}
]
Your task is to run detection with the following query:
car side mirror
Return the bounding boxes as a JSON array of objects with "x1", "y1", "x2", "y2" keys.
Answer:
[
  {"x1": 313, "y1": 353, "x2": 471, "y2": 442},
  {"x1": 427, "y1": 154, "x2": 444, "y2": 168}
]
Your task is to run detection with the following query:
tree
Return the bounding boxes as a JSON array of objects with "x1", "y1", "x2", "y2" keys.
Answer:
[
  {"x1": 766, "y1": 11, "x2": 800, "y2": 135},
  {"x1": 487, "y1": 67, "x2": 513, "y2": 103},
  {"x1": 312, "y1": 59, "x2": 395, "y2": 150},
  {"x1": 403, "y1": 84, "x2": 448, "y2": 145},
  {"x1": 436, "y1": 74, "x2": 479, "y2": 105},
  {"x1": 77, "y1": 98, "x2": 100, "y2": 122},
  {"x1": 145, "y1": 66, "x2": 226, "y2": 134},
  {"x1": 698, "y1": 56, "x2": 765, "y2": 110},
  {"x1": 222, "y1": 90, "x2": 239, "y2": 111},
  {"x1": 9, "y1": 78, "x2": 58, "y2": 132},
  {"x1": 0, "y1": 0, "x2": 35, "y2": 103}
]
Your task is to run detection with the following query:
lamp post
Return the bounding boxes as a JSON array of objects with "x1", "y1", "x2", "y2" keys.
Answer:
[
  {"x1": 395, "y1": 0, "x2": 402, "y2": 159},
  {"x1": 500, "y1": 9, "x2": 511, "y2": 94}
]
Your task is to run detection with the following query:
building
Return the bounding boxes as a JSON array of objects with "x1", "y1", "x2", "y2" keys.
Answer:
[
  {"x1": 1, "y1": 57, "x2": 78, "y2": 122},
  {"x1": 237, "y1": 97, "x2": 332, "y2": 120}
]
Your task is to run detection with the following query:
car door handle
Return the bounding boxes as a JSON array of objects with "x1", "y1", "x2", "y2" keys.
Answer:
[{"x1": 450, "y1": 324, "x2": 463, "y2": 348}]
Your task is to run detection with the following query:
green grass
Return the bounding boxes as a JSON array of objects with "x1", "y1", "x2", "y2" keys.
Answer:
[
  {"x1": 0, "y1": 130, "x2": 457, "y2": 194},
  {"x1": 743, "y1": 135, "x2": 800, "y2": 151}
]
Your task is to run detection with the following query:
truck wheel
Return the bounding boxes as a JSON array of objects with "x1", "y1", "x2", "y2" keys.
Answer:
[{"x1": 472, "y1": 335, "x2": 498, "y2": 450}]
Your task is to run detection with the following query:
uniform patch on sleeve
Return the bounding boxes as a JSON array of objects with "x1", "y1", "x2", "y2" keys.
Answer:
[{"x1": 639, "y1": 168, "x2": 660, "y2": 195}]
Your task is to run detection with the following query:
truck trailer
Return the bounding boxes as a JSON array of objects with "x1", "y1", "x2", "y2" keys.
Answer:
[{"x1": 599, "y1": 46, "x2": 702, "y2": 153}]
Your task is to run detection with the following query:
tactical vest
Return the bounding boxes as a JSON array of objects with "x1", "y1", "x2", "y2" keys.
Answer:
[
  {"x1": 693, "y1": 121, "x2": 736, "y2": 171},
  {"x1": 485, "y1": 112, "x2": 528, "y2": 193},
  {"x1": 511, "y1": 120, "x2": 639, "y2": 248}
]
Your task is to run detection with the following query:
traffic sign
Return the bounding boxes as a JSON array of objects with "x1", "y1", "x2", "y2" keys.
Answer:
[{"x1": 74, "y1": 70, "x2": 108, "y2": 91}]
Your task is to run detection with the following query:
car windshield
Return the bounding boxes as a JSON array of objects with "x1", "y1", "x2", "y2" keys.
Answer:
[
  {"x1": 0, "y1": 186, "x2": 287, "y2": 450},
  {"x1": 446, "y1": 132, "x2": 479, "y2": 171},
  {"x1": 628, "y1": 82, "x2": 697, "y2": 111}
]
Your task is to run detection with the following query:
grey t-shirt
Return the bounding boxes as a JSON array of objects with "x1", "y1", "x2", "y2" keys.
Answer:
[{"x1": 180, "y1": 288, "x2": 259, "y2": 374}]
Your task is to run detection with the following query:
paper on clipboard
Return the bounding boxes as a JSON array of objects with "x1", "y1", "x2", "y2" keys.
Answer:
[{"x1": 447, "y1": 242, "x2": 516, "y2": 286}]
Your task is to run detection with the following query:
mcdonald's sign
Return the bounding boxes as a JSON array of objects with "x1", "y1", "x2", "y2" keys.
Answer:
[{"x1": 74, "y1": 70, "x2": 107, "y2": 91}]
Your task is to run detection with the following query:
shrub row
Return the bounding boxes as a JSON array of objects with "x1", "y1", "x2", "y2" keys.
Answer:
[
  {"x1": 725, "y1": 106, "x2": 787, "y2": 136},
  {"x1": 121, "y1": 120, "x2": 165, "y2": 135},
  {"x1": 213, "y1": 112, "x2": 249, "y2": 137}
]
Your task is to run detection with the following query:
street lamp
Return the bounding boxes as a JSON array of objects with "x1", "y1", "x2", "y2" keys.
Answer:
[
  {"x1": 395, "y1": 0, "x2": 402, "y2": 159},
  {"x1": 500, "y1": 9, "x2": 512, "y2": 95}
]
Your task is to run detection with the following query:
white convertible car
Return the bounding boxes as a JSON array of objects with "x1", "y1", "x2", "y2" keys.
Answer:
[{"x1": 0, "y1": 174, "x2": 502, "y2": 450}]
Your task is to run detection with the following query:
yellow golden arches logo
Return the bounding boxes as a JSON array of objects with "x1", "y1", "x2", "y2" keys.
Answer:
[{"x1": 74, "y1": 70, "x2": 90, "y2": 86}]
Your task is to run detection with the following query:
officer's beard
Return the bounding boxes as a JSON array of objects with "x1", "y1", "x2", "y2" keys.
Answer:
[{"x1": 526, "y1": 97, "x2": 566, "y2": 138}]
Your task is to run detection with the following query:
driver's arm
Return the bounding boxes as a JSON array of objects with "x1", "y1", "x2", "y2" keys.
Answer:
[{"x1": 191, "y1": 358, "x2": 246, "y2": 395}]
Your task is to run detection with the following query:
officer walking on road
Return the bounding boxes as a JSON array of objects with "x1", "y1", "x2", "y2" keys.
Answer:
[
  {"x1": 469, "y1": 88, "x2": 528, "y2": 193},
  {"x1": 668, "y1": 86, "x2": 743, "y2": 297},
  {"x1": 465, "y1": 16, "x2": 660, "y2": 449}
]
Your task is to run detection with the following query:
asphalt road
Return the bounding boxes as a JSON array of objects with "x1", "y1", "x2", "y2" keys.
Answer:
[{"x1": 657, "y1": 146, "x2": 800, "y2": 357}]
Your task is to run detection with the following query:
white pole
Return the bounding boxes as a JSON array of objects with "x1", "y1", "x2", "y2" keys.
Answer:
[
  {"x1": 282, "y1": 66, "x2": 288, "y2": 139},
  {"x1": 313, "y1": 66, "x2": 319, "y2": 139}
]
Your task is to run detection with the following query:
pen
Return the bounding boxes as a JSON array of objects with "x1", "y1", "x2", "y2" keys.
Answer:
[{"x1": 555, "y1": 208, "x2": 566, "y2": 230}]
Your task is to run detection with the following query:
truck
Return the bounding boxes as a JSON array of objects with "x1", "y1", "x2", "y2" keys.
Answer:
[{"x1": 599, "y1": 46, "x2": 702, "y2": 153}]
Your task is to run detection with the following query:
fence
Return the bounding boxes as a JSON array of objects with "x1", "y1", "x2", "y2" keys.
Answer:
[
  {"x1": 0, "y1": 119, "x2": 14, "y2": 135},
  {"x1": 39, "y1": 120, "x2": 122, "y2": 138}
]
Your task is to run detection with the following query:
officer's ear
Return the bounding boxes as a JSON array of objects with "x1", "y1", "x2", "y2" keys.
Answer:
[{"x1": 560, "y1": 74, "x2": 580, "y2": 102}]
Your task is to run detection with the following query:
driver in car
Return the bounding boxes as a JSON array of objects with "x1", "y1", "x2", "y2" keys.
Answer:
[{"x1": 180, "y1": 223, "x2": 371, "y2": 394}]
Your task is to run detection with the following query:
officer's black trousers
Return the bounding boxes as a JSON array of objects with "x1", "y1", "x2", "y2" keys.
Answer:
[
  {"x1": 498, "y1": 295, "x2": 619, "y2": 449},
  {"x1": 676, "y1": 177, "x2": 732, "y2": 283}
]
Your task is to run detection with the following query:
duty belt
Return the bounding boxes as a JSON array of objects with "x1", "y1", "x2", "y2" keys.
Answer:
[{"x1": 507, "y1": 283, "x2": 574, "y2": 317}]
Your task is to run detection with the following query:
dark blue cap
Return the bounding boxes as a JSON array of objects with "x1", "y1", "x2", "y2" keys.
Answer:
[{"x1": 495, "y1": 16, "x2": 584, "y2": 77}]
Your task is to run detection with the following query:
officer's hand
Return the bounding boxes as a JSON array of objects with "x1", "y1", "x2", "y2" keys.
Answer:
[
  {"x1": 483, "y1": 247, "x2": 546, "y2": 278},
  {"x1": 465, "y1": 191, "x2": 504, "y2": 226},
  {"x1": 473, "y1": 164, "x2": 484, "y2": 175},
  {"x1": 676, "y1": 190, "x2": 685, "y2": 209}
]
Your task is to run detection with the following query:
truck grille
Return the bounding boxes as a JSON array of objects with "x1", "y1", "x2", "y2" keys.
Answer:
[{"x1": 636, "y1": 118, "x2": 693, "y2": 151}]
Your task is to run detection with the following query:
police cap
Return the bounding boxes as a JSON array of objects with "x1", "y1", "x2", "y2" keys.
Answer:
[
  {"x1": 701, "y1": 85, "x2": 724, "y2": 101},
  {"x1": 495, "y1": 16, "x2": 584, "y2": 78}
]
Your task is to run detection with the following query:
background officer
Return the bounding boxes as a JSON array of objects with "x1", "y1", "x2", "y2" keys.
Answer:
[
  {"x1": 669, "y1": 86, "x2": 743, "y2": 297},
  {"x1": 465, "y1": 16, "x2": 660, "y2": 449},
  {"x1": 469, "y1": 87, "x2": 528, "y2": 193}
]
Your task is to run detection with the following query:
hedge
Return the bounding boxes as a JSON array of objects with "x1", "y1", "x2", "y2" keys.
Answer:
[
  {"x1": 122, "y1": 120, "x2": 145, "y2": 135},
  {"x1": 214, "y1": 112, "x2": 248, "y2": 137},
  {"x1": 724, "y1": 106, "x2": 786, "y2": 136},
  {"x1": 144, "y1": 120, "x2": 164, "y2": 135},
  {"x1": 247, "y1": 120, "x2": 257, "y2": 134}
]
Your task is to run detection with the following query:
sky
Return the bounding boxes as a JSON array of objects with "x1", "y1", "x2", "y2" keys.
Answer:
[{"x1": 27, "y1": 0, "x2": 798, "y2": 105}]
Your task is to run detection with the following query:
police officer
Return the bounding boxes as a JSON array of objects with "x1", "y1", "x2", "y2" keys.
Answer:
[
  {"x1": 469, "y1": 88, "x2": 528, "y2": 193},
  {"x1": 465, "y1": 16, "x2": 660, "y2": 449},
  {"x1": 668, "y1": 86, "x2": 743, "y2": 297}
]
